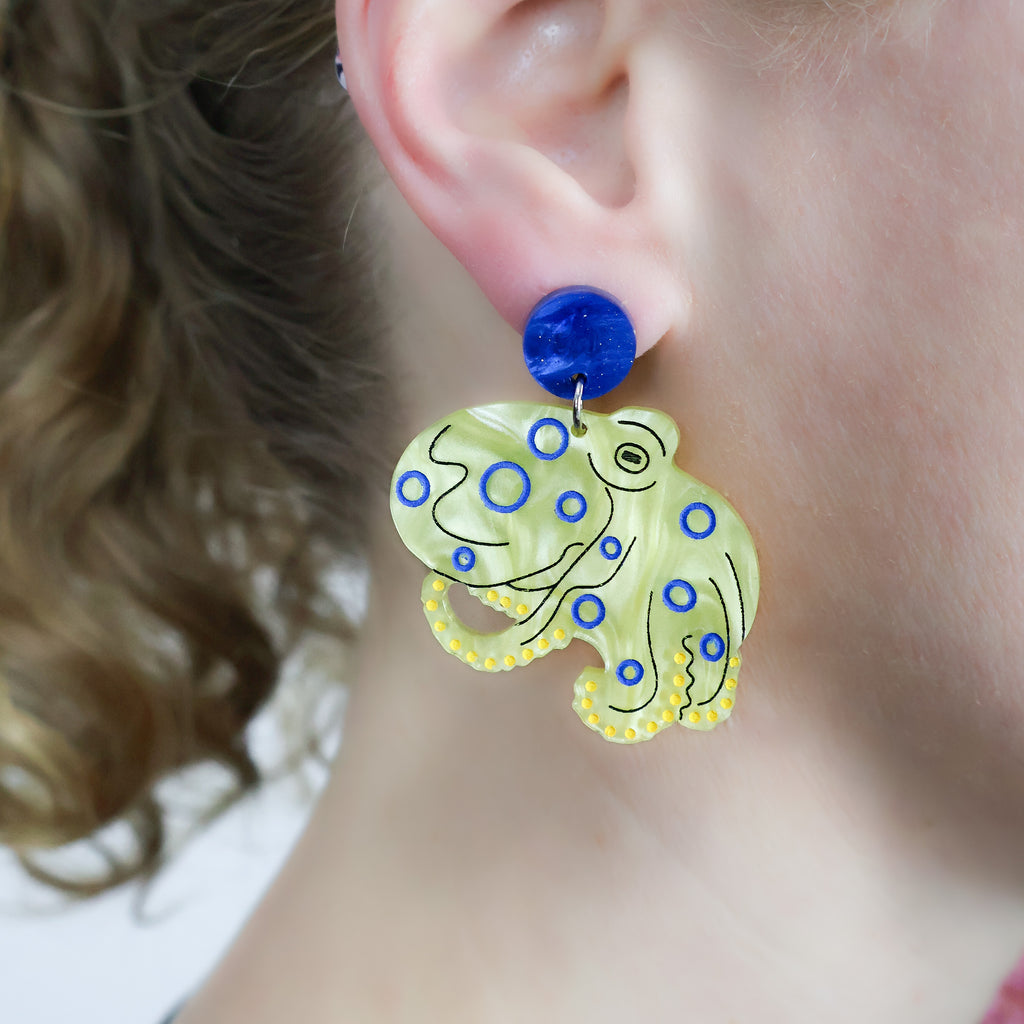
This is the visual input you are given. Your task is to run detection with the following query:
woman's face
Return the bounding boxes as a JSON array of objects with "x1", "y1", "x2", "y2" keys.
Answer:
[
  {"x1": 364, "y1": 0, "x2": 1024, "y2": 818},
  {"x1": 627, "y1": 0, "x2": 1024, "y2": 809}
]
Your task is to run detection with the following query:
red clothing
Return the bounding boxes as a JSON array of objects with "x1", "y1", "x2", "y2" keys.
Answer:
[
  {"x1": 157, "y1": 954, "x2": 1024, "y2": 1023},
  {"x1": 982, "y1": 956, "x2": 1024, "y2": 1024}
]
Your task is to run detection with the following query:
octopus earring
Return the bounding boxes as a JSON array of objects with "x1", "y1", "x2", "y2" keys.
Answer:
[{"x1": 390, "y1": 287, "x2": 760, "y2": 743}]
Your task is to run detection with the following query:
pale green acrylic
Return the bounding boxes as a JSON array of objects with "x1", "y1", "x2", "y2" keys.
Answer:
[{"x1": 390, "y1": 403, "x2": 759, "y2": 743}]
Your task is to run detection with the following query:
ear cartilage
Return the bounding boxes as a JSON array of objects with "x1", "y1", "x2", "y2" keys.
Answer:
[{"x1": 390, "y1": 289, "x2": 759, "y2": 743}]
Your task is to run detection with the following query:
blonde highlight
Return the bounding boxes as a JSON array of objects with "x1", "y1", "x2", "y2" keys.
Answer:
[{"x1": 0, "y1": 0, "x2": 389, "y2": 894}]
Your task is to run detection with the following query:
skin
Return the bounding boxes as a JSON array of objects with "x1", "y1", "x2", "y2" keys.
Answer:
[{"x1": 181, "y1": 1, "x2": 1024, "y2": 1020}]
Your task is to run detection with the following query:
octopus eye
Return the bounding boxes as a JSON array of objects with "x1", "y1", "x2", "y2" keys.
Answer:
[{"x1": 614, "y1": 442, "x2": 650, "y2": 474}]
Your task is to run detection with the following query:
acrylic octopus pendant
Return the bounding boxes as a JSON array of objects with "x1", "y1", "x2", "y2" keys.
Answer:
[{"x1": 390, "y1": 402, "x2": 759, "y2": 743}]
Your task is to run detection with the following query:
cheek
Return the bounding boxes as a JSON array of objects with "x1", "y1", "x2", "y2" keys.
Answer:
[
  {"x1": 730, "y1": 1, "x2": 1024, "y2": 565},
  {"x1": 672, "y1": 3, "x2": 1024, "y2": 765}
]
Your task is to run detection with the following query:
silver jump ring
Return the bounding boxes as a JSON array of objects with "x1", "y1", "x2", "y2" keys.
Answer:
[{"x1": 572, "y1": 375, "x2": 587, "y2": 436}]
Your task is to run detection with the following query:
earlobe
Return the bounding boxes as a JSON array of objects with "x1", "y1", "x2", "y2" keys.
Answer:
[{"x1": 336, "y1": 0, "x2": 688, "y2": 355}]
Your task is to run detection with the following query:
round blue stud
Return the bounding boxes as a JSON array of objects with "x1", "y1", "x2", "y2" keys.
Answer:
[{"x1": 522, "y1": 287, "x2": 636, "y2": 400}]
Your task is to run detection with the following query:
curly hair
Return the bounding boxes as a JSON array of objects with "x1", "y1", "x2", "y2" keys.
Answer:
[{"x1": 0, "y1": 0, "x2": 389, "y2": 894}]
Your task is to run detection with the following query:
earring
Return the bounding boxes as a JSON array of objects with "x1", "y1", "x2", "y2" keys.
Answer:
[{"x1": 390, "y1": 287, "x2": 760, "y2": 743}]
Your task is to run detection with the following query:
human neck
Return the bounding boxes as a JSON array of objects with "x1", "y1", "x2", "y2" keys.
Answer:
[
  {"x1": 181, "y1": 523, "x2": 1024, "y2": 1024},
  {"x1": 304, "y1": 527, "x2": 1024, "y2": 1023}
]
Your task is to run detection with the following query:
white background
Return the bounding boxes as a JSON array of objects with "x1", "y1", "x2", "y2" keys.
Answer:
[
  {"x1": 0, "y1": 769, "x2": 318, "y2": 1024},
  {"x1": 0, "y1": 571, "x2": 358, "y2": 1024}
]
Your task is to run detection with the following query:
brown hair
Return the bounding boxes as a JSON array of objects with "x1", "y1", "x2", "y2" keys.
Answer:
[{"x1": 0, "y1": 0, "x2": 389, "y2": 894}]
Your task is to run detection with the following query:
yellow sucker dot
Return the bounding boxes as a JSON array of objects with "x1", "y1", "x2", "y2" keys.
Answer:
[
  {"x1": 523, "y1": 648, "x2": 534, "y2": 661},
  {"x1": 467, "y1": 651, "x2": 478, "y2": 663},
  {"x1": 669, "y1": 693, "x2": 682, "y2": 706},
  {"x1": 721, "y1": 698, "x2": 734, "y2": 710},
  {"x1": 661, "y1": 709, "x2": 673, "y2": 722},
  {"x1": 581, "y1": 697, "x2": 593, "y2": 709},
  {"x1": 554, "y1": 628, "x2": 565, "y2": 641},
  {"x1": 434, "y1": 621, "x2": 446, "y2": 632},
  {"x1": 707, "y1": 710, "x2": 719, "y2": 722},
  {"x1": 585, "y1": 680, "x2": 597, "y2": 692},
  {"x1": 729, "y1": 656, "x2": 740, "y2": 667},
  {"x1": 673, "y1": 674, "x2": 685, "y2": 687},
  {"x1": 487, "y1": 590, "x2": 499, "y2": 602},
  {"x1": 504, "y1": 654, "x2": 516, "y2": 667},
  {"x1": 449, "y1": 639, "x2": 461, "y2": 651},
  {"x1": 725, "y1": 678, "x2": 738, "y2": 690},
  {"x1": 538, "y1": 638, "x2": 549, "y2": 650},
  {"x1": 646, "y1": 722, "x2": 658, "y2": 733},
  {"x1": 604, "y1": 726, "x2": 616, "y2": 738},
  {"x1": 689, "y1": 711, "x2": 701, "y2": 723},
  {"x1": 588, "y1": 713, "x2": 600, "y2": 725},
  {"x1": 484, "y1": 657, "x2": 496, "y2": 669},
  {"x1": 674, "y1": 652, "x2": 686, "y2": 664},
  {"x1": 516, "y1": 603, "x2": 528, "y2": 615},
  {"x1": 500, "y1": 596, "x2": 511, "y2": 609},
  {"x1": 432, "y1": 579, "x2": 445, "y2": 592},
  {"x1": 425, "y1": 599, "x2": 438, "y2": 611},
  {"x1": 625, "y1": 728, "x2": 636, "y2": 740}
]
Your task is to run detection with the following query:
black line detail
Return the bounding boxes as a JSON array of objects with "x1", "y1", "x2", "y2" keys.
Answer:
[
  {"x1": 504, "y1": 544, "x2": 586, "y2": 591},
  {"x1": 428, "y1": 425, "x2": 508, "y2": 548},
  {"x1": 610, "y1": 590, "x2": 658, "y2": 713},
  {"x1": 511, "y1": 488, "x2": 618, "y2": 639},
  {"x1": 617, "y1": 419, "x2": 667, "y2": 458},
  {"x1": 679, "y1": 634, "x2": 695, "y2": 708},
  {"x1": 523, "y1": 535, "x2": 638, "y2": 645},
  {"x1": 725, "y1": 551, "x2": 746, "y2": 641},
  {"x1": 698, "y1": 577, "x2": 731, "y2": 705},
  {"x1": 647, "y1": 591, "x2": 657, "y2": 684},
  {"x1": 434, "y1": 544, "x2": 586, "y2": 597},
  {"x1": 586, "y1": 453, "x2": 657, "y2": 493}
]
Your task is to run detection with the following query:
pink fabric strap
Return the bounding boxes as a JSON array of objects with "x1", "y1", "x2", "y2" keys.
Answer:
[{"x1": 982, "y1": 956, "x2": 1024, "y2": 1024}]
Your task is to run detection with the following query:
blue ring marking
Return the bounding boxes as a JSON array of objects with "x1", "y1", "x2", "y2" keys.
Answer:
[
  {"x1": 680, "y1": 501, "x2": 717, "y2": 540},
  {"x1": 451, "y1": 546, "x2": 476, "y2": 572},
  {"x1": 600, "y1": 536, "x2": 622, "y2": 560},
  {"x1": 700, "y1": 633, "x2": 726, "y2": 662},
  {"x1": 571, "y1": 594, "x2": 606, "y2": 630},
  {"x1": 479, "y1": 461, "x2": 531, "y2": 513},
  {"x1": 662, "y1": 579, "x2": 697, "y2": 613},
  {"x1": 555, "y1": 490, "x2": 587, "y2": 523},
  {"x1": 527, "y1": 417, "x2": 569, "y2": 461},
  {"x1": 396, "y1": 470, "x2": 430, "y2": 508},
  {"x1": 616, "y1": 659, "x2": 644, "y2": 686}
]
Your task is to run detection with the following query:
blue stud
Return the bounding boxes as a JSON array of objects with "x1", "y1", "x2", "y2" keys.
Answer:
[{"x1": 522, "y1": 287, "x2": 636, "y2": 400}]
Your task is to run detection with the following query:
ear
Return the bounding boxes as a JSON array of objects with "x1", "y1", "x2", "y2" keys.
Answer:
[{"x1": 335, "y1": 0, "x2": 689, "y2": 357}]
